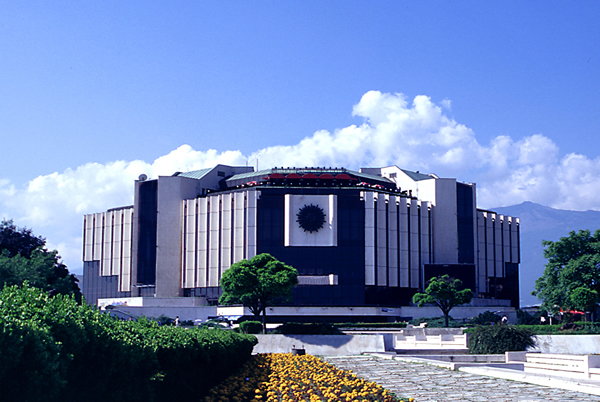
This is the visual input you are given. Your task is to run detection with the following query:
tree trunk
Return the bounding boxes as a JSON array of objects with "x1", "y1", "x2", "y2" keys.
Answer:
[{"x1": 262, "y1": 306, "x2": 267, "y2": 334}]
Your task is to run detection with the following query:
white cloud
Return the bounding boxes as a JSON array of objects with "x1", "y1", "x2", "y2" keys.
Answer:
[{"x1": 1, "y1": 90, "x2": 600, "y2": 273}]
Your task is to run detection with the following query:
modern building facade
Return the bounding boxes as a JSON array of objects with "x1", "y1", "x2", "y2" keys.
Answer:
[{"x1": 83, "y1": 165, "x2": 520, "y2": 312}]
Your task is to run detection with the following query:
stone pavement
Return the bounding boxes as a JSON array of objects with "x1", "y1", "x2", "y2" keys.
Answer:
[{"x1": 323, "y1": 355, "x2": 600, "y2": 401}]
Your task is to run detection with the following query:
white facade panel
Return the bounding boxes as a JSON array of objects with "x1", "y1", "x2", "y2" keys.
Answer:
[
  {"x1": 197, "y1": 198, "x2": 208, "y2": 288},
  {"x1": 220, "y1": 193, "x2": 233, "y2": 278},
  {"x1": 387, "y1": 196, "x2": 399, "y2": 287},
  {"x1": 376, "y1": 193, "x2": 387, "y2": 286},
  {"x1": 420, "y1": 202, "x2": 430, "y2": 267},
  {"x1": 111, "y1": 210, "x2": 122, "y2": 277},
  {"x1": 102, "y1": 211, "x2": 113, "y2": 276},
  {"x1": 409, "y1": 199, "x2": 420, "y2": 289},
  {"x1": 208, "y1": 196, "x2": 220, "y2": 287},
  {"x1": 183, "y1": 200, "x2": 196, "y2": 288},
  {"x1": 364, "y1": 191, "x2": 376, "y2": 286},
  {"x1": 84, "y1": 207, "x2": 134, "y2": 290},
  {"x1": 233, "y1": 192, "x2": 246, "y2": 263},
  {"x1": 120, "y1": 210, "x2": 133, "y2": 292},
  {"x1": 246, "y1": 190, "x2": 258, "y2": 259},
  {"x1": 83, "y1": 214, "x2": 94, "y2": 262},
  {"x1": 399, "y1": 198, "x2": 409, "y2": 287},
  {"x1": 93, "y1": 213, "x2": 103, "y2": 261}
]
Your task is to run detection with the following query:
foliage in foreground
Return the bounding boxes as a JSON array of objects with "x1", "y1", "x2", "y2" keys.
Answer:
[
  {"x1": 0, "y1": 219, "x2": 80, "y2": 301},
  {"x1": 202, "y1": 353, "x2": 412, "y2": 402},
  {"x1": 533, "y1": 229, "x2": 600, "y2": 314},
  {"x1": 468, "y1": 325, "x2": 535, "y2": 354},
  {"x1": 0, "y1": 284, "x2": 257, "y2": 402}
]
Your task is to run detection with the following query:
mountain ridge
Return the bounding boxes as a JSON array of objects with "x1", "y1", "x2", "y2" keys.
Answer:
[{"x1": 489, "y1": 202, "x2": 600, "y2": 307}]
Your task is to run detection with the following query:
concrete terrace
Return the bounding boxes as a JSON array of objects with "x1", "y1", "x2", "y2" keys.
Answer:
[{"x1": 323, "y1": 354, "x2": 600, "y2": 401}]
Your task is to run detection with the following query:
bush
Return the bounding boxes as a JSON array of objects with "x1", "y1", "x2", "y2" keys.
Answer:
[
  {"x1": 468, "y1": 325, "x2": 535, "y2": 354},
  {"x1": 0, "y1": 284, "x2": 258, "y2": 402},
  {"x1": 149, "y1": 325, "x2": 257, "y2": 400},
  {"x1": 239, "y1": 321, "x2": 263, "y2": 334},
  {"x1": 271, "y1": 322, "x2": 343, "y2": 335},
  {"x1": 0, "y1": 317, "x2": 64, "y2": 401},
  {"x1": 470, "y1": 311, "x2": 501, "y2": 325}
]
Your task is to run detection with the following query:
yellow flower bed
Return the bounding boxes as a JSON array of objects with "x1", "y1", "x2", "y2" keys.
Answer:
[{"x1": 202, "y1": 353, "x2": 414, "y2": 402}]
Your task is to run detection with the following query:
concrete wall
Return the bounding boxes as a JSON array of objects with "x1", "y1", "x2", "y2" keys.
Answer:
[
  {"x1": 155, "y1": 176, "x2": 203, "y2": 297},
  {"x1": 252, "y1": 334, "x2": 388, "y2": 355},
  {"x1": 431, "y1": 178, "x2": 459, "y2": 264},
  {"x1": 529, "y1": 335, "x2": 600, "y2": 355}
]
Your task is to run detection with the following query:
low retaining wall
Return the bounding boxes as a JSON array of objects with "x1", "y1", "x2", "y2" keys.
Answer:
[
  {"x1": 252, "y1": 334, "x2": 388, "y2": 355},
  {"x1": 529, "y1": 335, "x2": 600, "y2": 355}
]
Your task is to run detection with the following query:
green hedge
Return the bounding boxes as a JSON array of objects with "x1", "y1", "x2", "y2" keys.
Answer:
[
  {"x1": 272, "y1": 322, "x2": 343, "y2": 335},
  {"x1": 335, "y1": 322, "x2": 408, "y2": 328},
  {"x1": 463, "y1": 323, "x2": 600, "y2": 335},
  {"x1": 467, "y1": 325, "x2": 535, "y2": 354},
  {"x1": 0, "y1": 284, "x2": 257, "y2": 402},
  {"x1": 409, "y1": 316, "x2": 465, "y2": 328}
]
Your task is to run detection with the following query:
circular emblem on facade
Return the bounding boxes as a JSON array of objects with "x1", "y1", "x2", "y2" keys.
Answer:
[{"x1": 296, "y1": 204, "x2": 326, "y2": 233}]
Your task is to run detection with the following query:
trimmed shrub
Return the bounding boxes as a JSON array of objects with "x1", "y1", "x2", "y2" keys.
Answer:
[
  {"x1": 239, "y1": 320, "x2": 263, "y2": 334},
  {"x1": 0, "y1": 318, "x2": 64, "y2": 401},
  {"x1": 150, "y1": 325, "x2": 257, "y2": 400},
  {"x1": 0, "y1": 284, "x2": 258, "y2": 402},
  {"x1": 271, "y1": 322, "x2": 343, "y2": 335},
  {"x1": 468, "y1": 325, "x2": 535, "y2": 354}
]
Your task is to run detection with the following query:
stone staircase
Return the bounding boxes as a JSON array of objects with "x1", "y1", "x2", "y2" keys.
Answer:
[{"x1": 394, "y1": 327, "x2": 469, "y2": 355}]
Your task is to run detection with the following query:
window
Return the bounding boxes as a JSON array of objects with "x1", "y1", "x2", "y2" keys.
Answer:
[
  {"x1": 217, "y1": 171, "x2": 225, "y2": 177},
  {"x1": 389, "y1": 173, "x2": 397, "y2": 179}
]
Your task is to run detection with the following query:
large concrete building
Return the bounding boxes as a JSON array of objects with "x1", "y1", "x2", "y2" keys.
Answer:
[{"x1": 82, "y1": 165, "x2": 520, "y2": 320}]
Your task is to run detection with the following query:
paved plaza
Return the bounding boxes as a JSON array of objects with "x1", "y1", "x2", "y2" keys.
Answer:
[{"x1": 323, "y1": 355, "x2": 600, "y2": 402}]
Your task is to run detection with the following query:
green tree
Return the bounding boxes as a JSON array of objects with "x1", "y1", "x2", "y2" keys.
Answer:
[
  {"x1": 412, "y1": 275, "x2": 473, "y2": 327},
  {"x1": 0, "y1": 219, "x2": 81, "y2": 301},
  {"x1": 533, "y1": 229, "x2": 600, "y2": 316},
  {"x1": 219, "y1": 253, "x2": 298, "y2": 333},
  {"x1": 570, "y1": 287, "x2": 599, "y2": 322},
  {"x1": 0, "y1": 219, "x2": 45, "y2": 258}
]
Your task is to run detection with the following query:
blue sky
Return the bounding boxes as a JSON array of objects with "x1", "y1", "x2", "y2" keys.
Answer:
[{"x1": 1, "y1": 2, "x2": 599, "y2": 273}]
